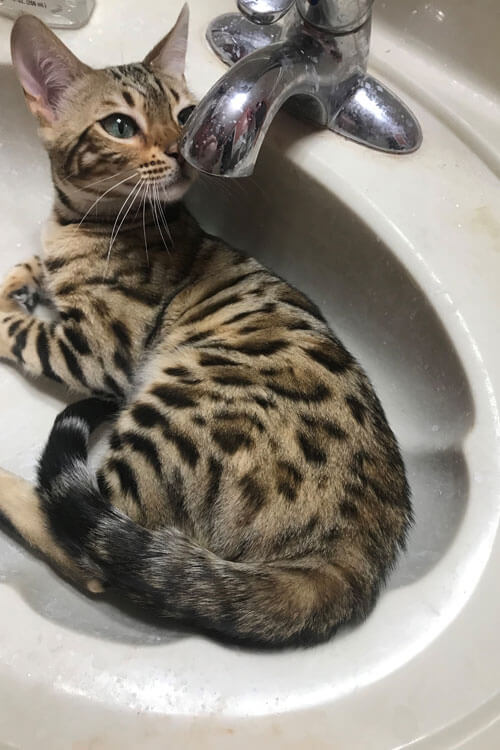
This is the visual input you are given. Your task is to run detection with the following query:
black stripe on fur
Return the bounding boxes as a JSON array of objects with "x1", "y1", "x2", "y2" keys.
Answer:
[{"x1": 38, "y1": 399, "x2": 118, "y2": 494}]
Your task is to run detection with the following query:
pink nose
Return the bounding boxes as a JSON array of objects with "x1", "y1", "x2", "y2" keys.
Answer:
[{"x1": 167, "y1": 149, "x2": 185, "y2": 166}]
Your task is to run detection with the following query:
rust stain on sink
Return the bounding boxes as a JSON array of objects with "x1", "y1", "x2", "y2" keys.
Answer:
[{"x1": 470, "y1": 205, "x2": 500, "y2": 244}]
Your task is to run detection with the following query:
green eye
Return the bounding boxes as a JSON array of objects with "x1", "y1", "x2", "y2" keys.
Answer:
[{"x1": 100, "y1": 113, "x2": 139, "y2": 139}]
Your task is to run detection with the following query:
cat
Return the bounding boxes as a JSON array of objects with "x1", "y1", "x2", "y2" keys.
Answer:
[{"x1": 0, "y1": 6, "x2": 412, "y2": 647}]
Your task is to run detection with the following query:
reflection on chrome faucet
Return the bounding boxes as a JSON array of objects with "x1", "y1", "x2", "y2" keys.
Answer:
[{"x1": 180, "y1": 0, "x2": 422, "y2": 177}]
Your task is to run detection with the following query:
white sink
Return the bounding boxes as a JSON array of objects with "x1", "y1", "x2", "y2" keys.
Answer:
[{"x1": 0, "y1": 1, "x2": 499, "y2": 748}]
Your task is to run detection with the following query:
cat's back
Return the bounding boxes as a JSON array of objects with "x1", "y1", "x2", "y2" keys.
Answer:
[{"x1": 128, "y1": 234, "x2": 411, "y2": 564}]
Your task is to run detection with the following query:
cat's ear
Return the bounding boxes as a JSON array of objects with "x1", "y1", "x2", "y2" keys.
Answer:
[
  {"x1": 143, "y1": 3, "x2": 189, "y2": 80},
  {"x1": 11, "y1": 15, "x2": 90, "y2": 123}
]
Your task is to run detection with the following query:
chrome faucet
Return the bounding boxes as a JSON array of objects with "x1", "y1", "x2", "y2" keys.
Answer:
[{"x1": 180, "y1": 0, "x2": 422, "y2": 177}]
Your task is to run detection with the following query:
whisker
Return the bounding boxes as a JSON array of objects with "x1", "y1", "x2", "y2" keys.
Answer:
[
  {"x1": 76, "y1": 173, "x2": 136, "y2": 229},
  {"x1": 132, "y1": 181, "x2": 145, "y2": 221},
  {"x1": 149, "y1": 184, "x2": 170, "y2": 254},
  {"x1": 157, "y1": 182, "x2": 174, "y2": 248},
  {"x1": 142, "y1": 185, "x2": 150, "y2": 268},
  {"x1": 61, "y1": 165, "x2": 134, "y2": 188},
  {"x1": 154, "y1": 182, "x2": 173, "y2": 247},
  {"x1": 105, "y1": 179, "x2": 143, "y2": 277},
  {"x1": 109, "y1": 179, "x2": 143, "y2": 249},
  {"x1": 81, "y1": 168, "x2": 137, "y2": 191},
  {"x1": 105, "y1": 193, "x2": 132, "y2": 277},
  {"x1": 152, "y1": 184, "x2": 170, "y2": 253}
]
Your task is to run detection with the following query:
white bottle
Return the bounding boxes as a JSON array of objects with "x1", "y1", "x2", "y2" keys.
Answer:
[{"x1": 0, "y1": 0, "x2": 95, "y2": 29}]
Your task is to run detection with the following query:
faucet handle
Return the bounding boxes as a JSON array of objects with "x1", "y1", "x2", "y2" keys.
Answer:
[
  {"x1": 237, "y1": 0, "x2": 294, "y2": 25},
  {"x1": 296, "y1": 0, "x2": 373, "y2": 32}
]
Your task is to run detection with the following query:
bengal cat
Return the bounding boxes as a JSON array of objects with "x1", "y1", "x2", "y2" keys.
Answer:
[{"x1": 0, "y1": 7, "x2": 412, "y2": 646}]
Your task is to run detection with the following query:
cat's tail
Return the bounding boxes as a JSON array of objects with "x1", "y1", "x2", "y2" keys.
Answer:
[
  {"x1": 0, "y1": 399, "x2": 118, "y2": 589},
  {"x1": 2, "y1": 399, "x2": 381, "y2": 647}
]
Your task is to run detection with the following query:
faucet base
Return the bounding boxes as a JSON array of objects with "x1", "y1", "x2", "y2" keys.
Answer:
[
  {"x1": 206, "y1": 13, "x2": 422, "y2": 155},
  {"x1": 331, "y1": 75, "x2": 422, "y2": 153},
  {"x1": 207, "y1": 13, "x2": 282, "y2": 66}
]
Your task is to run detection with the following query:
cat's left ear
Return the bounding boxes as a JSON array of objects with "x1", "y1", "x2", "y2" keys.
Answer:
[{"x1": 143, "y1": 3, "x2": 189, "y2": 80}]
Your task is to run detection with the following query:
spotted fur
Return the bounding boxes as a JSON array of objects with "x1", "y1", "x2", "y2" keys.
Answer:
[{"x1": 0, "y1": 10, "x2": 412, "y2": 646}]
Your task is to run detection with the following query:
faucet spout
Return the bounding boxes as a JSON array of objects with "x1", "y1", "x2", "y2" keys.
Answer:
[
  {"x1": 180, "y1": 3, "x2": 421, "y2": 176},
  {"x1": 180, "y1": 40, "x2": 325, "y2": 178}
]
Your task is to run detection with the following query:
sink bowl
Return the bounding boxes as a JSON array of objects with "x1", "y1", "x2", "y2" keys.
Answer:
[{"x1": 0, "y1": 1, "x2": 499, "y2": 748}]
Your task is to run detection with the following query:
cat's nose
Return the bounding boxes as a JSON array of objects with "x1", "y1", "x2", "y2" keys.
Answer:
[{"x1": 166, "y1": 145, "x2": 184, "y2": 165}]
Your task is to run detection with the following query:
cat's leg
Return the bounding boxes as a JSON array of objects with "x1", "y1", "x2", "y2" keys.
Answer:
[
  {"x1": 0, "y1": 284, "x2": 130, "y2": 397},
  {"x1": 0, "y1": 255, "x2": 45, "y2": 313},
  {"x1": 0, "y1": 263, "x2": 102, "y2": 581},
  {"x1": 0, "y1": 256, "x2": 95, "y2": 387},
  {"x1": 0, "y1": 398, "x2": 115, "y2": 591},
  {"x1": 0, "y1": 301, "x2": 92, "y2": 393}
]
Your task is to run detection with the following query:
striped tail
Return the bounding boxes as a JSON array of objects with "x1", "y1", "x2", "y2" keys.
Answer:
[{"x1": 23, "y1": 399, "x2": 380, "y2": 646}]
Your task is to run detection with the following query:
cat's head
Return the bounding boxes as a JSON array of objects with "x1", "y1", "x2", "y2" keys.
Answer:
[{"x1": 10, "y1": 5, "x2": 196, "y2": 220}]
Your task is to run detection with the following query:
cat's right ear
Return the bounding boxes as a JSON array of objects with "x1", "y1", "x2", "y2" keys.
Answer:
[
  {"x1": 11, "y1": 15, "x2": 90, "y2": 123},
  {"x1": 143, "y1": 3, "x2": 189, "y2": 80}
]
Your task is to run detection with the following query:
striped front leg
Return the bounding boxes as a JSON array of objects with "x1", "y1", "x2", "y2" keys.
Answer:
[
  {"x1": 0, "y1": 260, "x2": 146, "y2": 397},
  {"x1": 0, "y1": 303, "x2": 128, "y2": 397},
  {"x1": 0, "y1": 309, "x2": 85, "y2": 392}
]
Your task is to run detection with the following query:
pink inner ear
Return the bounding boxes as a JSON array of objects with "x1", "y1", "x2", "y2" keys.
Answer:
[
  {"x1": 14, "y1": 52, "x2": 50, "y2": 104},
  {"x1": 13, "y1": 47, "x2": 73, "y2": 115},
  {"x1": 37, "y1": 53, "x2": 74, "y2": 108},
  {"x1": 11, "y1": 16, "x2": 88, "y2": 119}
]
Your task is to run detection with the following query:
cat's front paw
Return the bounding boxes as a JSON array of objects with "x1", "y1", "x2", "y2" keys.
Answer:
[
  {"x1": 0, "y1": 256, "x2": 43, "y2": 313},
  {"x1": 0, "y1": 316, "x2": 14, "y2": 359}
]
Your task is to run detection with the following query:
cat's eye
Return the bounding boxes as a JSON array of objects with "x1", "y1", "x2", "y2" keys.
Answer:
[
  {"x1": 100, "y1": 113, "x2": 139, "y2": 139},
  {"x1": 177, "y1": 106, "x2": 196, "y2": 126}
]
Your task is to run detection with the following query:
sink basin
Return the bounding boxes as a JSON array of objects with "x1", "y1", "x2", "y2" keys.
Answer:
[{"x1": 0, "y1": 1, "x2": 499, "y2": 748}]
